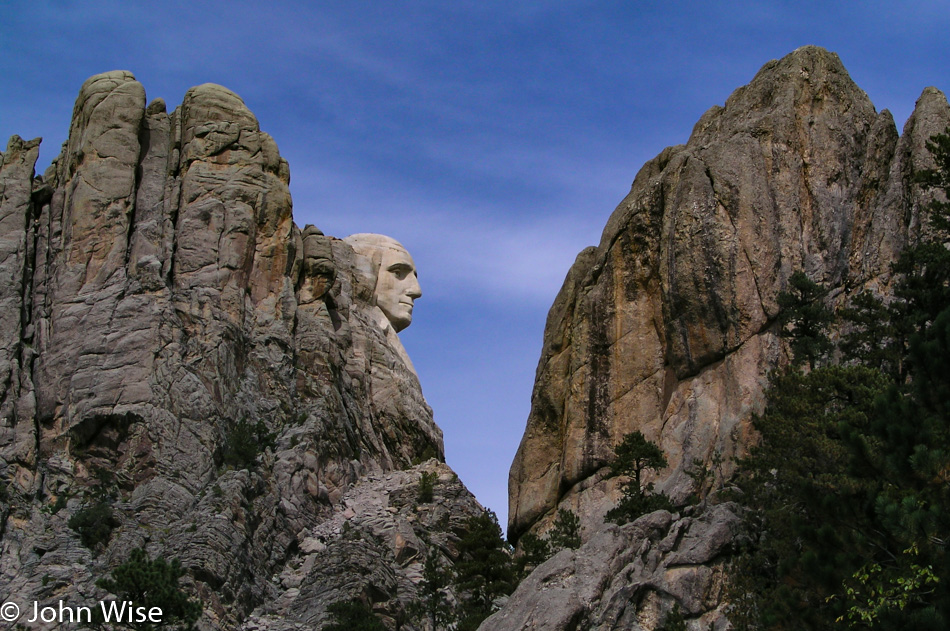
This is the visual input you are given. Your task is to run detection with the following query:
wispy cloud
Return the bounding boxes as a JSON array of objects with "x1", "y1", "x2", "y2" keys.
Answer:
[
  {"x1": 4, "y1": 0, "x2": 949, "y2": 528},
  {"x1": 289, "y1": 151, "x2": 631, "y2": 307}
]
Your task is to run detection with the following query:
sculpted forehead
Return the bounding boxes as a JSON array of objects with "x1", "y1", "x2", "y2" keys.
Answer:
[
  {"x1": 379, "y1": 244, "x2": 416, "y2": 270},
  {"x1": 344, "y1": 233, "x2": 410, "y2": 261}
]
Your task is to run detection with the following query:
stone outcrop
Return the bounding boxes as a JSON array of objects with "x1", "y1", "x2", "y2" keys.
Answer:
[
  {"x1": 245, "y1": 460, "x2": 486, "y2": 630},
  {"x1": 483, "y1": 503, "x2": 741, "y2": 631},
  {"x1": 0, "y1": 70, "x2": 478, "y2": 630},
  {"x1": 504, "y1": 46, "x2": 950, "y2": 628}
]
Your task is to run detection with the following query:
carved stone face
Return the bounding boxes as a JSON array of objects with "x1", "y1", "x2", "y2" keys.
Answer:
[
  {"x1": 344, "y1": 234, "x2": 422, "y2": 332},
  {"x1": 374, "y1": 241, "x2": 421, "y2": 332}
]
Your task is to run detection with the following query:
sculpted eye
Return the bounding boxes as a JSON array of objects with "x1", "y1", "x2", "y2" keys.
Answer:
[{"x1": 388, "y1": 264, "x2": 411, "y2": 280}]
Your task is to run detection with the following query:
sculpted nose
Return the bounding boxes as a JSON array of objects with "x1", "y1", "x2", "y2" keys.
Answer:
[{"x1": 407, "y1": 274, "x2": 422, "y2": 299}]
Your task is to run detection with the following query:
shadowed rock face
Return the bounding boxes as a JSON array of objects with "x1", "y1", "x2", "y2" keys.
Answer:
[
  {"x1": 0, "y1": 71, "x2": 480, "y2": 630},
  {"x1": 509, "y1": 44, "x2": 948, "y2": 567}
]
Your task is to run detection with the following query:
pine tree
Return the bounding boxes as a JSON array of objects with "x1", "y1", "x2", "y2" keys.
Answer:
[
  {"x1": 605, "y1": 431, "x2": 672, "y2": 524},
  {"x1": 729, "y1": 366, "x2": 890, "y2": 629},
  {"x1": 417, "y1": 471, "x2": 437, "y2": 503},
  {"x1": 410, "y1": 548, "x2": 453, "y2": 630},
  {"x1": 840, "y1": 289, "x2": 902, "y2": 378},
  {"x1": 777, "y1": 270, "x2": 834, "y2": 369},
  {"x1": 95, "y1": 548, "x2": 202, "y2": 630},
  {"x1": 880, "y1": 124, "x2": 950, "y2": 381},
  {"x1": 548, "y1": 509, "x2": 582, "y2": 551},
  {"x1": 729, "y1": 127, "x2": 950, "y2": 630},
  {"x1": 514, "y1": 533, "x2": 550, "y2": 578},
  {"x1": 68, "y1": 502, "x2": 118, "y2": 550},
  {"x1": 913, "y1": 126, "x2": 950, "y2": 234},
  {"x1": 323, "y1": 599, "x2": 386, "y2": 631},
  {"x1": 453, "y1": 510, "x2": 515, "y2": 631},
  {"x1": 657, "y1": 604, "x2": 687, "y2": 631}
]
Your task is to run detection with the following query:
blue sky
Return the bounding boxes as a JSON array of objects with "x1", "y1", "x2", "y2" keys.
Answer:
[{"x1": 2, "y1": 1, "x2": 949, "y2": 530}]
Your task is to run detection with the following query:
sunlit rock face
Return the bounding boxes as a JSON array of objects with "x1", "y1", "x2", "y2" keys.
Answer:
[
  {"x1": 501, "y1": 46, "x2": 949, "y2": 630},
  {"x1": 0, "y1": 71, "x2": 480, "y2": 630}
]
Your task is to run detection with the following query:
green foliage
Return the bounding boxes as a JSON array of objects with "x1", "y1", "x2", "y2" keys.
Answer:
[
  {"x1": 222, "y1": 419, "x2": 274, "y2": 470},
  {"x1": 656, "y1": 604, "x2": 687, "y2": 631},
  {"x1": 409, "y1": 548, "x2": 454, "y2": 630},
  {"x1": 456, "y1": 609, "x2": 486, "y2": 631},
  {"x1": 95, "y1": 548, "x2": 201, "y2": 630},
  {"x1": 685, "y1": 450, "x2": 724, "y2": 505},
  {"x1": 777, "y1": 270, "x2": 834, "y2": 368},
  {"x1": 729, "y1": 365, "x2": 890, "y2": 628},
  {"x1": 610, "y1": 431, "x2": 667, "y2": 483},
  {"x1": 839, "y1": 545, "x2": 940, "y2": 626},
  {"x1": 49, "y1": 492, "x2": 69, "y2": 514},
  {"x1": 513, "y1": 509, "x2": 581, "y2": 580},
  {"x1": 323, "y1": 599, "x2": 386, "y2": 631},
  {"x1": 417, "y1": 471, "x2": 438, "y2": 504},
  {"x1": 863, "y1": 124, "x2": 950, "y2": 382},
  {"x1": 913, "y1": 126, "x2": 950, "y2": 235},
  {"x1": 92, "y1": 465, "x2": 116, "y2": 489},
  {"x1": 890, "y1": 241, "x2": 950, "y2": 346},
  {"x1": 411, "y1": 444, "x2": 439, "y2": 466},
  {"x1": 840, "y1": 289, "x2": 903, "y2": 378},
  {"x1": 323, "y1": 599, "x2": 385, "y2": 631},
  {"x1": 453, "y1": 510, "x2": 515, "y2": 630},
  {"x1": 728, "y1": 126, "x2": 950, "y2": 631},
  {"x1": 548, "y1": 508, "x2": 581, "y2": 551},
  {"x1": 604, "y1": 431, "x2": 672, "y2": 524},
  {"x1": 514, "y1": 533, "x2": 550, "y2": 578},
  {"x1": 605, "y1": 487, "x2": 673, "y2": 524},
  {"x1": 68, "y1": 502, "x2": 118, "y2": 550}
]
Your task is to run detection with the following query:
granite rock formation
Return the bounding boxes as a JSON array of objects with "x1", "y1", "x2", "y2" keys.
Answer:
[
  {"x1": 503, "y1": 46, "x2": 950, "y2": 629},
  {"x1": 245, "y1": 460, "x2": 487, "y2": 630},
  {"x1": 0, "y1": 70, "x2": 482, "y2": 630},
  {"x1": 485, "y1": 504, "x2": 740, "y2": 630},
  {"x1": 4, "y1": 46, "x2": 949, "y2": 631}
]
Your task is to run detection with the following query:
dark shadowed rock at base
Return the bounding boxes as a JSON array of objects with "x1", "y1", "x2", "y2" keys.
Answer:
[{"x1": 0, "y1": 70, "x2": 479, "y2": 630}]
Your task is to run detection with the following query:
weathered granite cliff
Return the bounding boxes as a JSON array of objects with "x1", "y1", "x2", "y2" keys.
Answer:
[
  {"x1": 4, "y1": 47, "x2": 949, "y2": 631},
  {"x1": 0, "y1": 71, "x2": 483, "y2": 630},
  {"x1": 500, "y1": 46, "x2": 950, "y2": 629}
]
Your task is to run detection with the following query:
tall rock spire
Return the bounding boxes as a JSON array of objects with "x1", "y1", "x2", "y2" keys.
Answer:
[{"x1": 509, "y1": 45, "x2": 950, "y2": 542}]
